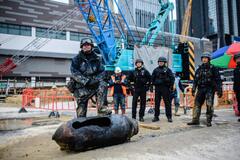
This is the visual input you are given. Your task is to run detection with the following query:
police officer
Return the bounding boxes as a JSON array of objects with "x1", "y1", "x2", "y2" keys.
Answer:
[
  {"x1": 187, "y1": 52, "x2": 222, "y2": 127},
  {"x1": 70, "y1": 38, "x2": 112, "y2": 117},
  {"x1": 152, "y1": 57, "x2": 175, "y2": 122},
  {"x1": 233, "y1": 53, "x2": 240, "y2": 122},
  {"x1": 129, "y1": 59, "x2": 151, "y2": 122}
]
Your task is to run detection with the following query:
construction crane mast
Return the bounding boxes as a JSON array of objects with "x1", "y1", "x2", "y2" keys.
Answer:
[{"x1": 180, "y1": 0, "x2": 192, "y2": 42}]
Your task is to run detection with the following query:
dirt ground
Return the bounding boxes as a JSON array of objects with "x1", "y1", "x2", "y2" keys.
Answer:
[{"x1": 0, "y1": 104, "x2": 239, "y2": 160}]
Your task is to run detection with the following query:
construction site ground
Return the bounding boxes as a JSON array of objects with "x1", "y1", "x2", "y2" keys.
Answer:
[{"x1": 0, "y1": 103, "x2": 239, "y2": 160}]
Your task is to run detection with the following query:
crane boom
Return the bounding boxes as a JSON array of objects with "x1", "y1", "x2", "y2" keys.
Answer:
[
  {"x1": 180, "y1": 0, "x2": 192, "y2": 42},
  {"x1": 141, "y1": 0, "x2": 174, "y2": 46}
]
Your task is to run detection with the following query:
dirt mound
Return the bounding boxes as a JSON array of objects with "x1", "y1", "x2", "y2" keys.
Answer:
[{"x1": 5, "y1": 95, "x2": 22, "y2": 105}]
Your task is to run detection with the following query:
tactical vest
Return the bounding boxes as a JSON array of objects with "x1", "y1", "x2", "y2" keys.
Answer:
[
  {"x1": 197, "y1": 65, "x2": 214, "y2": 86},
  {"x1": 157, "y1": 67, "x2": 170, "y2": 82},
  {"x1": 133, "y1": 68, "x2": 148, "y2": 84}
]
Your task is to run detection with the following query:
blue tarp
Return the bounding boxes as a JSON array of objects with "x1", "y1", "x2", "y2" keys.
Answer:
[{"x1": 212, "y1": 46, "x2": 229, "y2": 59}]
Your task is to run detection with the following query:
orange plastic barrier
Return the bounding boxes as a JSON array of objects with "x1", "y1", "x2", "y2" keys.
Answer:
[
  {"x1": 21, "y1": 88, "x2": 130, "y2": 113},
  {"x1": 22, "y1": 88, "x2": 76, "y2": 111}
]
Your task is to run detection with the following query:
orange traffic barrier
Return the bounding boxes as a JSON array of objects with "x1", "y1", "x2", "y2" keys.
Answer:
[
  {"x1": 21, "y1": 88, "x2": 76, "y2": 112},
  {"x1": 21, "y1": 88, "x2": 130, "y2": 114}
]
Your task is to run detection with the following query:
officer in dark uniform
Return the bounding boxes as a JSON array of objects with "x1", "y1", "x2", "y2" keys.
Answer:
[
  {"x1": 129, "y1": 59, "x2": 151, "y2": 122},
  {"x1": 70, "y1": 38, "x2": 112, "y2": 117},
  {"x1": 233, "y1": 53, "x2": 240, "y2": 122},
  {"x1": 152, "y1": 57, "x2": 175, "y2": 122},
  {"x1": 187, "y1": 52, "x2": 222, "y2": 127}
]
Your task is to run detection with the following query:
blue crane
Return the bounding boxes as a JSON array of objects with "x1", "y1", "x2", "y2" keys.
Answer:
[{"x1": 74, "y1": 0, "x2": 136, "y2": 71}]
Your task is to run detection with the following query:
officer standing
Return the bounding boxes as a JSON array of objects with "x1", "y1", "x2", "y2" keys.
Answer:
[
  {"x1": 129, "y1": 59, "x2": 151, "y2": 122},
  {"x1": 233, "y1": 53, "x2": 240, "y2": 122},
  {"x1": 152, "y1": 57, "x2": 175, "y2": 122},
  {"x1": 70, "y1": 38, "x2": 112, "y2": 117},
  {"x1": 187, "y1": 52, "x2": 222, "y2": 127}
]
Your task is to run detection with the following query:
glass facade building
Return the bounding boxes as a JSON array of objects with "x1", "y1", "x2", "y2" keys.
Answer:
[
  {"x1": 36, "y1": 27, "x2": 66, "y2": 40},
  {"x1": 208, "y1": 0, "x2": 218, "y2": 34},
  {"x1": 0, "y1": 23, "x2": 32, "y2": 36}
]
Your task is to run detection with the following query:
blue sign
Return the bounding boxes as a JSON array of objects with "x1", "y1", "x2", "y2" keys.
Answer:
[{"x1": 172, "y1": 54, "x2": 182, "y2": 72}]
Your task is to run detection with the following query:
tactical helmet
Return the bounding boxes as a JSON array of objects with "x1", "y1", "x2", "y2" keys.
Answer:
[
  {"x1": 201, "y1": 52, "x2": 212, "y2": 60},
  {"x1": 158, "y1": 57, "x2": 167, "y2": 62},
  {"x1": 233, "y1": 53, "x2": 240, "y2": 61},
  {"x1": 80, "y1": 38, "x2": 94, "y2": 48},
  {"x1": 135, "y1": 58, "x2": 144, "y2": 65},
  {"x1": 114, "y1": 67, "x2": 122, "y2": 74}
]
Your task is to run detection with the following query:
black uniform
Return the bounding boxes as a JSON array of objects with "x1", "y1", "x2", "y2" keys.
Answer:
[
  {"x1": 70, "y1": 50, "x2": 108, "y2": 117},
  {"x1": 191, "y1": 63, "x2": 222, "y2": 124},
  {"x1": 152, "y1": 66, "x2": 175, "y2": 120},
  {"x1": 233, "y1": 63, "x2": 240, "y2": 113},
  {"x1": 129, "y1": 67, "x2": 151, "y2": 119}
]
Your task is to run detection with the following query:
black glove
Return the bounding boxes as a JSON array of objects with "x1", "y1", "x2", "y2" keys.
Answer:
[
  {"x1": 217, "y1": 92, "x2": 223, "y2": 98},
  {"x1": 87, "y1": 79, "x2": 99, "y2": 86},
  {"x1": 66, "y1": 79, "x2": 76, "y2": 93}
]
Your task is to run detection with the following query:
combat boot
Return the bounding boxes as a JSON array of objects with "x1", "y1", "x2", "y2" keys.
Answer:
[
  {"x1": 152, "y1": 117, "x2": 159, "y2": 122},
  {"x1": 207, "y1": 116, "x2": 212, "y2": 127},
  {"x1": 187, "y1": 121, "x2": 200, "y2": 125},
  {"x1": 206, "y1": 122, "x2": 212, "y2": 127},
  {"x1": 238, "y1": 119, "x2": 240, "y2": 122},
  {"x1": 139, "y1": 117, "x2": 144, "y2": 122},
  {"x1": 168, "y1": 118, "x2": 173, "y2": 123}
]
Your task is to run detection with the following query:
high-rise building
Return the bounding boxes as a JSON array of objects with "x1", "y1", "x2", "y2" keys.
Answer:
[
  {"x1": 176, "y1": 0, "x2": 240, "y2": 50},
  {"x1": 122, "y1": 0, "x2": 173, "y2": 32},
  {"x1": 122, "y1": 0, "x2": 160, "y2": 28}
]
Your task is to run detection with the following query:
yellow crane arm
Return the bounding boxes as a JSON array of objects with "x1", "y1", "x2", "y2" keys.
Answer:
[{"x1": 180, "y1": 0, "x2": 192, "y2": 42}]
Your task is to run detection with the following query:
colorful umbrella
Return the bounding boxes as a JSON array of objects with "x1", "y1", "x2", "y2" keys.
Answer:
[
  {"x1": 226, "y1": 43, "x2": 240, "y2": 55},
  {"x1": 211, "y1": 46, "x2": 229, "y2": 59},
  {"x1": 211, "y1": 42, "x2": 240, "y2": 68}
]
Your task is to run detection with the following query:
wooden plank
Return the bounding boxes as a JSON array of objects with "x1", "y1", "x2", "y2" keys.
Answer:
[{"x1": 139, "y1": 123, "x2": 160, "y2": 130}]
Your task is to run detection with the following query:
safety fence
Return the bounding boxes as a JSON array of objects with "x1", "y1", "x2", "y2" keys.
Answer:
[
  {"x1": 21, "y1": 82, "x2": 237, "y2": 114},
  {"x1": 21, "y1": 88, "x2": 130, "y2": 113},
  {"x1": 22, "y1": 88, "x2": 76, "y2": 111},
  {"x1": 145, "y1": 82, "x2": 236, "y2": 110}
]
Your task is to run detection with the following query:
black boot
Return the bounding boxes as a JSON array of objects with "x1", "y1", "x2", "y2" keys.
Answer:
[
  {"x1": 238, "y1": 119, "x2": 240, "y2": 122},
  {"x1": 152, "y1": 117, "x2": 159, "y2": 122},
  {"x1": 168, "y1": 118, "x2": 173, "y2": 123},
  {"x1": 139, "y1": 117, "x2": 144, "y2": 122},
  {"x1": 187, "y1": 121, "x2": 200, "y2": 125},
  {"x1": 206, "y1": 122, "x2": 212, "y2": 127}
]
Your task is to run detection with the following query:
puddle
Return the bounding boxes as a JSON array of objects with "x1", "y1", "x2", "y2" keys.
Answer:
[{"x1": 0, "y1": 117, "x2": 61, "y2": 131}]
